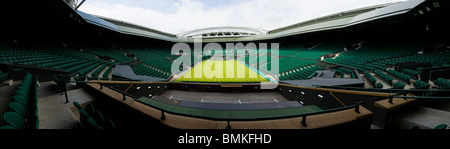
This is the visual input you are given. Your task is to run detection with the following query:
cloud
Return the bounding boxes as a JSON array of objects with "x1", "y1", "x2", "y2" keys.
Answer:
[{"x1": 79, "y1": 0, "x2": 404, "y2": 34}]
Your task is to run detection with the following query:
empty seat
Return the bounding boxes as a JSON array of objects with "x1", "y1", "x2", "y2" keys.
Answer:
[
  {"x1": 393, "y1": 81, "x2": 406, "y2": 89},
  {"x1": 414, "y1": 80, "x2": 430, "y2": 89},
  {"x1": 8, "y1": 102, "x2": 27, "y2": 118},
  {"x1": 103, "y1": 119, "x2": 116, "y2": 129},
  {"x1": 73, "y1": 101, "x2": 115, "y2": 129},
  {"x1": 86, "y1": 117, "x2": 103, "y2": 129},
  {"x1": 1, "y1": 112, "x2": 26, "y2": 129}
]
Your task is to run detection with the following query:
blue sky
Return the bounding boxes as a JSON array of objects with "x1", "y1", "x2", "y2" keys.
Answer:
[{"x1": 79, "y1": 0, "x2": 404, "y2": 34}]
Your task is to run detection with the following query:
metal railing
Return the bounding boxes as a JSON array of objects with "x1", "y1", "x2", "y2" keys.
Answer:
[
  {"x1": 314, "y1": 85, "x2": 450, "y2": 94},
  {"x1": 136, "y1": 98, "x2": 365, "y2": 129}
]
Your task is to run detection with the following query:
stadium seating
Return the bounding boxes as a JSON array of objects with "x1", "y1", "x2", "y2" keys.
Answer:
[
  {"x1": 375, "y1": 70, "x2": 393, "y2": 85},
  {"x1": 73, "y1": 102, "x2": 116, "y2": 129},
  {"x1": 290, "y1": 42, "x2": 344, "y2": 60},
  {"x1": 133, "y1": 64, "x2": 170, "y2": 79},
  {"x1": 1, "y1": 73, "x2": 39, "y2": 129},
  {"x1": 364, "y1": 71, "x2": 383, "y2": 88},
  {"x1": 387, "y1": 69, "x2": 411, "y2": 83},
  {"x1": 392, "y1": 81, "x2": 406, "y2": 89},
  {"x1": 413, "y1": 80, "x2": 430, "y2": 89},
  {"x1": 82, "y1": 45, "x2": 134, "y2": 63},
  {"x1": 334, "y1": 67, "x2": 356, "y2": 78},
  {"x1": 434, "y1": 78, "x2": 450, "y2": 89},
  {"x1": 403, "y1": 68, "x2": 419, "y2": 77},
  {"x1": 280, "y1": 65, "x2": 318, "y2": 80},
  {"x1": 102, "y1": 65, "x2": 114, "y2": 79},
  {"x1": 323, "y1": 43, "x2": 418, "y2": 72}
]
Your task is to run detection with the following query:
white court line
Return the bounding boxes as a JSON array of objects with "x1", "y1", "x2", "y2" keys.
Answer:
[{"x1": 272, "y1": 97, "x2": 278, "y2": 102}]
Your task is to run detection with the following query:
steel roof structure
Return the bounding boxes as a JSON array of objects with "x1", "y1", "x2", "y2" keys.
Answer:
[{"x1": 76, "y1": 0, "x2": 431, "y2": 43}]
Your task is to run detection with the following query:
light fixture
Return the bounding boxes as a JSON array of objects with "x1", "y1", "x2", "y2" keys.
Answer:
[{"x1": 317, "y1": 94, "x2": 324, "y2": 99}]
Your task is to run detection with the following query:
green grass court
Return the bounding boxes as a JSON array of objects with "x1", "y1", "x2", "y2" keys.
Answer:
[{"x1": 175, "y1": 60, "x2": 269, "y2": 83}]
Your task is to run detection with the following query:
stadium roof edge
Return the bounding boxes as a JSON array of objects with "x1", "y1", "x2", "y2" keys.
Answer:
[
  {"x1": 268, "y1": 2, "x2": 395, "y2": 34},
  {"x1": 77, "y1": 0, "x2": 427, "y2": 43}
]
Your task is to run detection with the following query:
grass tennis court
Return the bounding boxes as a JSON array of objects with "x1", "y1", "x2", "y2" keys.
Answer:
[{"x1": 175, "y1": 60, "x2": 269, "y2": 83}]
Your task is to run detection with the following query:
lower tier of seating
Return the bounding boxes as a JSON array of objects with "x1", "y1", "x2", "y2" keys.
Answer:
[{"x1": 0, "y1": 73, "x2": 39, "y2": 129}]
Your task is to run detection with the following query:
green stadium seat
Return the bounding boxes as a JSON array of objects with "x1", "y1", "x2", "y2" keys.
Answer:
[
  {"x1": 414, "y1": 80, "x2": 430, "y2": 89},
  {"x1": 8, "y1": 102, "x2": 27, "y2": 118},
  {"x1": 13, "y1": 95, "x2": 28, "y2": 108},
  {"x1": 393, "y1": 81, "x2": 406, "y2": 89},
  {"x1": 375, "y1": 70, "x2": 393, "y2": 84},
  {"x1": 93, "y1": 111, "x2": 104, "y2": 126},
  {"x1": 86, "y1": 117, "x2": 103, "y2": 129},
  {"x1": 434, "y1": 124, "x2": 448, "y2": 129},
  {"x1": 374, "y1": 82, "x2": 383, "y2": 88},
  {"x1": 85, "y1": 104, "x2": 96, "y2": 116},
  {"x1": 1, "y1": 112, "x2": 26, "y2": 129},
  {"x1": 103, "y1": 119, "x2": 116, "y2": 129},
  {"x1": 0, "y1": 125, "x2": 17, "y2": 129}
]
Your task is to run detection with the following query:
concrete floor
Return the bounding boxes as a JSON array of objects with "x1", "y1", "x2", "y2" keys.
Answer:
[
  {"x1": 160, "y1": 90, "x2": 289, "y2": 104},
  {"x1": 37, "y1": 82, "x2": 95, "y2": 129}
]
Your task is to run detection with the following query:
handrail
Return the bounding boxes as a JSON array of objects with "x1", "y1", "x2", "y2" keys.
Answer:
[
  {"x1": 392, "y1": 96, "x2": 450, "y2": 99},
  {"x1": 99, "y1": 83, "x2": 137, "y2": 99},
  {"x1": 314, "y1": 85, "x2": 450, "y2": 93},
  {"x1": 387, "y1": 94, "x2": 450, "y2": 104}
]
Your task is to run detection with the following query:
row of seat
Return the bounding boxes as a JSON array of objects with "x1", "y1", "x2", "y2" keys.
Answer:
[
  {"x1": 387, "y1": 69, "x2": 411, "y2": 83},
  {"x1": 0, "y1": 46, "x2": 118, "y2": 79},
  {"x1": 402, "y1": 68, "x2": 419, "y2": 77},
  {"x1": 102, "y1": 66, "x2": 113, "y2": 79},
  {"x1": 279, "y1": 66, "x2": 319, "y2": 80},
  {"x1": 334, "y1": 67, "x2": 356, "y2": 78},
  {"x1": 0, "y1": 73, "x2": 39, "y2": 129},
  {"x1": 364, "y1": 71, "x2": 383, "y2": 88},
  {"x1": 392, "y1": 81, "x2": 406, "y2": 89},
  {"x1": 133, "y1": 64, "x2": 170, "y2": 79},
  {"x1": 375, "y1": 70, "x2": 393, "y2": 84},
  {"x1": 413, "y1": 80, "x2": 430, "y2": 89},
  {"x1": 90, "y1": 62, "x2": 115, "y2": 78},
  {"x1": 278, "y1": 57, "x2": 317, "y2": 75},
  {"x1": 83, "y1": 46, "x2": 134, "y2": 63},
  {"x1": 434, "y1": 78, "x2": 450, "y2": 89},
  {"x1": 73, "y1": 102, "x2": 115, "y2": 129},
  {"x1": 290, "y1": 45, "x2": 343, "y2": 60}
]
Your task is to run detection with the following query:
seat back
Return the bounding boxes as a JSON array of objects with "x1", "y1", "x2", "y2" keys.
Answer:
[
  {"x1": 8, "y1": 102, "x2": 27, "y2": 118},
  {"x1": 103, "y1": 119, "x2": 116, "y2": 129},
  {"x1": 13, "y1": 95, "x2": 28, "y2": 107},
  {"x1": 86, "y1": 117, "x2": 103, "y2": 129},
  {"x1": 1, "y1": 112, "x2": 26, "y2": 129}
]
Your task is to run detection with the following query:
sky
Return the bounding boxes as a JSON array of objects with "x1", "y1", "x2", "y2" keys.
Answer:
[{"x1": 78, "y1": 0, "x2": 405, "y2": 34}]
